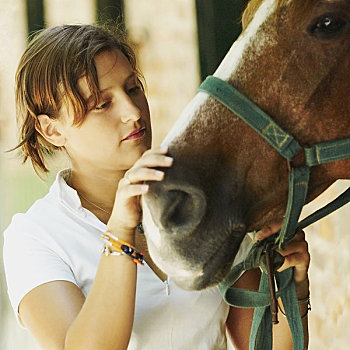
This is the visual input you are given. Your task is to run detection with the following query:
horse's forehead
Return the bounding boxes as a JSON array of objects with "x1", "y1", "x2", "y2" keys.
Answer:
[
  {"x1": 216, "y1": 0, "x2": 277, "y2": 81},
  {"x1": 162, "y1": 0, "x2": 277, "y2": 148}
]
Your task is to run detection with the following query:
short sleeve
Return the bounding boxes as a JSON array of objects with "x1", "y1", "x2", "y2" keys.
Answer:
[
  {"x1": 3, "y1": 215, "x2": 77, "y2": 326},
  {"x1": 232, "y1": 233, "x2": 254, "y2": 266}
]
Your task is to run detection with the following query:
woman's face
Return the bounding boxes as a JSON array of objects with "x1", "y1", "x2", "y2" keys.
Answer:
[{"x1": 60, "y1": 50, "x2": 152, "y2": 172}]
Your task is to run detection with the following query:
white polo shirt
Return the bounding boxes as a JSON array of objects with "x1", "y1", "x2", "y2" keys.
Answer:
[{"x1": 3, "y1": 170, "x2": 254, "y2": 349}]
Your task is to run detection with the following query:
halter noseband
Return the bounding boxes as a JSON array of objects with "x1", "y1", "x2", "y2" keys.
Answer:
[{"x1": 198, "y1": 75, "x2": 350, "y2": 350}]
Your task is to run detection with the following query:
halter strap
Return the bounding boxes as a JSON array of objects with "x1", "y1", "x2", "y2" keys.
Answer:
[
  {"x1": 198, "y1": 75, "x2": 350, "y2": 350},
  {"x1": 198, "y1": 75, "x2": 302, "y2": 160},
  {"x1": 305, "y1": 138, "x2": 350, "y2": 166},
  {"x1": 198, "y1": 75, "x2": 350, "y2": 248},
  {"x1": 198, "y1": 76, "x2": 350, "y2": 166}
]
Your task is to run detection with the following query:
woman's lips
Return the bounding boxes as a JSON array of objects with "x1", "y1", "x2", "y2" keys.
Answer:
[{"x1": 122, "y1": 127, "x2": 146, "y2": 141}]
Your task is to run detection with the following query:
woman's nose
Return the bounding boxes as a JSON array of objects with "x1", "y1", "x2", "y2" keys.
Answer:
[{"x1": 120, "y1": 95, "x2": 142, "y2": 123}]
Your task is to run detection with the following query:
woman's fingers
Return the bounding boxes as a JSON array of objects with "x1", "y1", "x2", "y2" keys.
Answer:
[
  {"x1": 120, "y1": 146, "x2": 173, "y2": 188},
  {"x1": 254, "y1": 222, "x2": 310, "y2": 284},
  {"x1": 109, "y1": 146, "x2": 173, "y2": 231},
  {"x1": 134, "y1": 146, "x2": 173, "y2": 168},
  {"x1": 137, "y1": 153, "x2": 173, "y2": 168},
  {"x1": 120, "y1": 183, "x2": 149, "y2": 196},
  {"x1": 276, "y1": 231, "x2": 310, "y2": 283},
  {"x1": 123, "y1": 168, "x2": 165, "y2": 186},
  {"x1": 253, "y1": 221, "x2": 282, "y2": 242},
  {"x1": 277, "y1": 232, "x2": 307, "y2": 255}
]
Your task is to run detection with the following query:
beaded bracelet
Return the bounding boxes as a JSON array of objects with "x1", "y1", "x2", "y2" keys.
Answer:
[
  {"x1": 100, "y1": 231, "x2": 144, "y2": 265},
  {"x1": 102, "y1": 245, "x2": 122, "y2": 257}
]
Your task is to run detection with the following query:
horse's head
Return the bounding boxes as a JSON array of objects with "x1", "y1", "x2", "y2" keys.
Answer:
[{"x1": 142, "y1": 0, "x2": 350, "y2": 290}]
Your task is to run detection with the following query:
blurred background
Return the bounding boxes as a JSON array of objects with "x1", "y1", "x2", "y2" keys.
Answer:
[{"x1": 0, "y1": 1, "x2": 349, "y2": 349}]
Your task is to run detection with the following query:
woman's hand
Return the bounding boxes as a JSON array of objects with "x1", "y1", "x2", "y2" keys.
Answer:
[
  {"x1": 254, "y1": 224, "x2": 310, "y2": 296},
  {"x1": 276, "y1": 231, "x2": 310, "y2": 284},
  {"x1": 108, "y1": 146, "x2": 173, "y2": 237},
  {"x1": 276, "y1": 231, "x2": 310, "y2": 300}
]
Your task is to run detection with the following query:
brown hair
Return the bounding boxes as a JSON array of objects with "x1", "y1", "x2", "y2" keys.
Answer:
[{"x1": 15, "y1": 24, "x2": 141, "y2": 174}]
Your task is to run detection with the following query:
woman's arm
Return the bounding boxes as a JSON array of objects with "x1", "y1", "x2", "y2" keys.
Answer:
[
  {"x1": 18, "y1": 147, "x2": 172, "y2": 350},
  {"x1": 226, "y1": 231, "x2": 310, "y2": 350},
  {"x1": 19, "y1": 252, "x2": 137, "y2": 350},
  {"x1": 225, "y1": 268, "x2": 261, "y2": 350}
]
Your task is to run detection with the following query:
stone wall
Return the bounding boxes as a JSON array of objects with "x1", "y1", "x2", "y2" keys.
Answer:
[{"x1": 44, "y1": 0, "x2": 95, "y2": 26}]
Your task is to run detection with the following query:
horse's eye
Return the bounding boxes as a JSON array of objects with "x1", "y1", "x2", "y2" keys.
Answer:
[{"x1": 308, "y1": 14, "x2": 348, "y2": 39}]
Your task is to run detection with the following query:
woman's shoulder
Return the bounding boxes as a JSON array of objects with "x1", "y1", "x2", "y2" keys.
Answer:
[
  {"x1": 4, "y1": 169, "x2": 77, "y2": 239},
  {"x1": 2, "y1": 185, "x2": 81, "y2": 324},
  {"x1": 5, "y1": 190, "x2": 59, "y2": 237}
]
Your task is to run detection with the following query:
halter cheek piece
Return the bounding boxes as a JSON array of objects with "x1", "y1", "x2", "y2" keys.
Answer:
[{"x1": 198, "y1": 76, "x2": 350, "y2": 350}]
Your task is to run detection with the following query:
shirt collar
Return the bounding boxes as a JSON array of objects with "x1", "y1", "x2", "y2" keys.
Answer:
[{"x1": 49, "y1": 169, "x2": 83, "y2": 213}]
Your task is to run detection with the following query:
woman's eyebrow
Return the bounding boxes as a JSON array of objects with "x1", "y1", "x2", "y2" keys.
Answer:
[
  {"x1": 86, "y1": 72, "x2": 138, "y2": 105},
  {"x1": 85, "y1": 86, "x2": 112, "y2": 106},
  {"x1": 125, "y1": 71, "x2": 138, "y2": 83}
]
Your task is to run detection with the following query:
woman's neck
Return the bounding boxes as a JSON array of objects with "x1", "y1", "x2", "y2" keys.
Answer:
[{"x1": 68, "y1": 166, "x2": 125, "y2": 223}]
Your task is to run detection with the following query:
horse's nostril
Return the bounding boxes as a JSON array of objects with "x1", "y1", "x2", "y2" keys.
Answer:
[
  {"x1": 162, "y1": 190, "x2": 193, "y2": 230},
  {"x1": 157, "y1": 185, "x2": 206, "y2": 235}
]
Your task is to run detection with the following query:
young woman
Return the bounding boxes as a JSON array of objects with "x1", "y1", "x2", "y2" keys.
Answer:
[{"x1": 3, "y1": 24, "x2": 310, "y2": 350}]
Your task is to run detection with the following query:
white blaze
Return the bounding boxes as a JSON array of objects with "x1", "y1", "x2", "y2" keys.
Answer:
[
  {"x1": 144, "y1": 0, "x2": 277, "y2": 275},
  {"x1": 214, "y1": 0, "x2": 276, "y2": 80},
  {"x1": 162, "y1": 0, "x2": 276, "y2": 147}
]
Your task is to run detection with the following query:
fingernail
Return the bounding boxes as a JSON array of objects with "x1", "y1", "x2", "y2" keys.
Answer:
[
  {"x1": 253, "y1": 236, "x2": 260, "y2": 243},
  {"x1": 160, "y1": 145, "x2": 169, "y2": 153},
  {"x1": 164, "y1": 156, "x2": 173, "y2": 165},
  {"x1": 141, "y1": 185, "x2": 149, "y2": 193},
  {"x1": 155, "y1": 170, "x2": 165, "y2": 179},
  {"x1": 254, "y1": 231, "x2": 262, "y2": 241}
]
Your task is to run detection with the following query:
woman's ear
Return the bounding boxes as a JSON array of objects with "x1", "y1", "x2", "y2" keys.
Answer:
[{"x1": 35, "y1": 114, "x2": 66, "y2": 147}]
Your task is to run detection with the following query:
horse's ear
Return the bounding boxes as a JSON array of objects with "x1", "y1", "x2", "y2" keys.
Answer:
[{"x1": 35, "y1": 114, "x2": 66, "y2": 147}]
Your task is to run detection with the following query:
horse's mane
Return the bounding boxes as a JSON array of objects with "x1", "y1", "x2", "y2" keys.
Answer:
[{"x1": 242, "y1": 0, "x2": 318, "y2": 29}]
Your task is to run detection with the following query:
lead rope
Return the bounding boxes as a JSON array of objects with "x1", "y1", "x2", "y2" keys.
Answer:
[{"x1": 218, "y1": 186, "x2": 350, "y2": 350}]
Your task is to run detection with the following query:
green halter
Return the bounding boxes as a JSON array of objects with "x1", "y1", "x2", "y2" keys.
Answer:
[{"x1": 198, "y1": 75, "x2": 350, "y2": 350}]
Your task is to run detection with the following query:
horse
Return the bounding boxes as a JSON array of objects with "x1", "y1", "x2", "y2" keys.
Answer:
[{"x1": 142, "y1": 0, "x2": 350, "y2": 291}]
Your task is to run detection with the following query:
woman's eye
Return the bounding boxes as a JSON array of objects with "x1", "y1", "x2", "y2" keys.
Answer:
[
  {"x1": 95, "y1": 101, "x2": 111, "y2": 110},
  {"x1": 308, "y1": 14, "x2": 348, "y2": 38}
]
